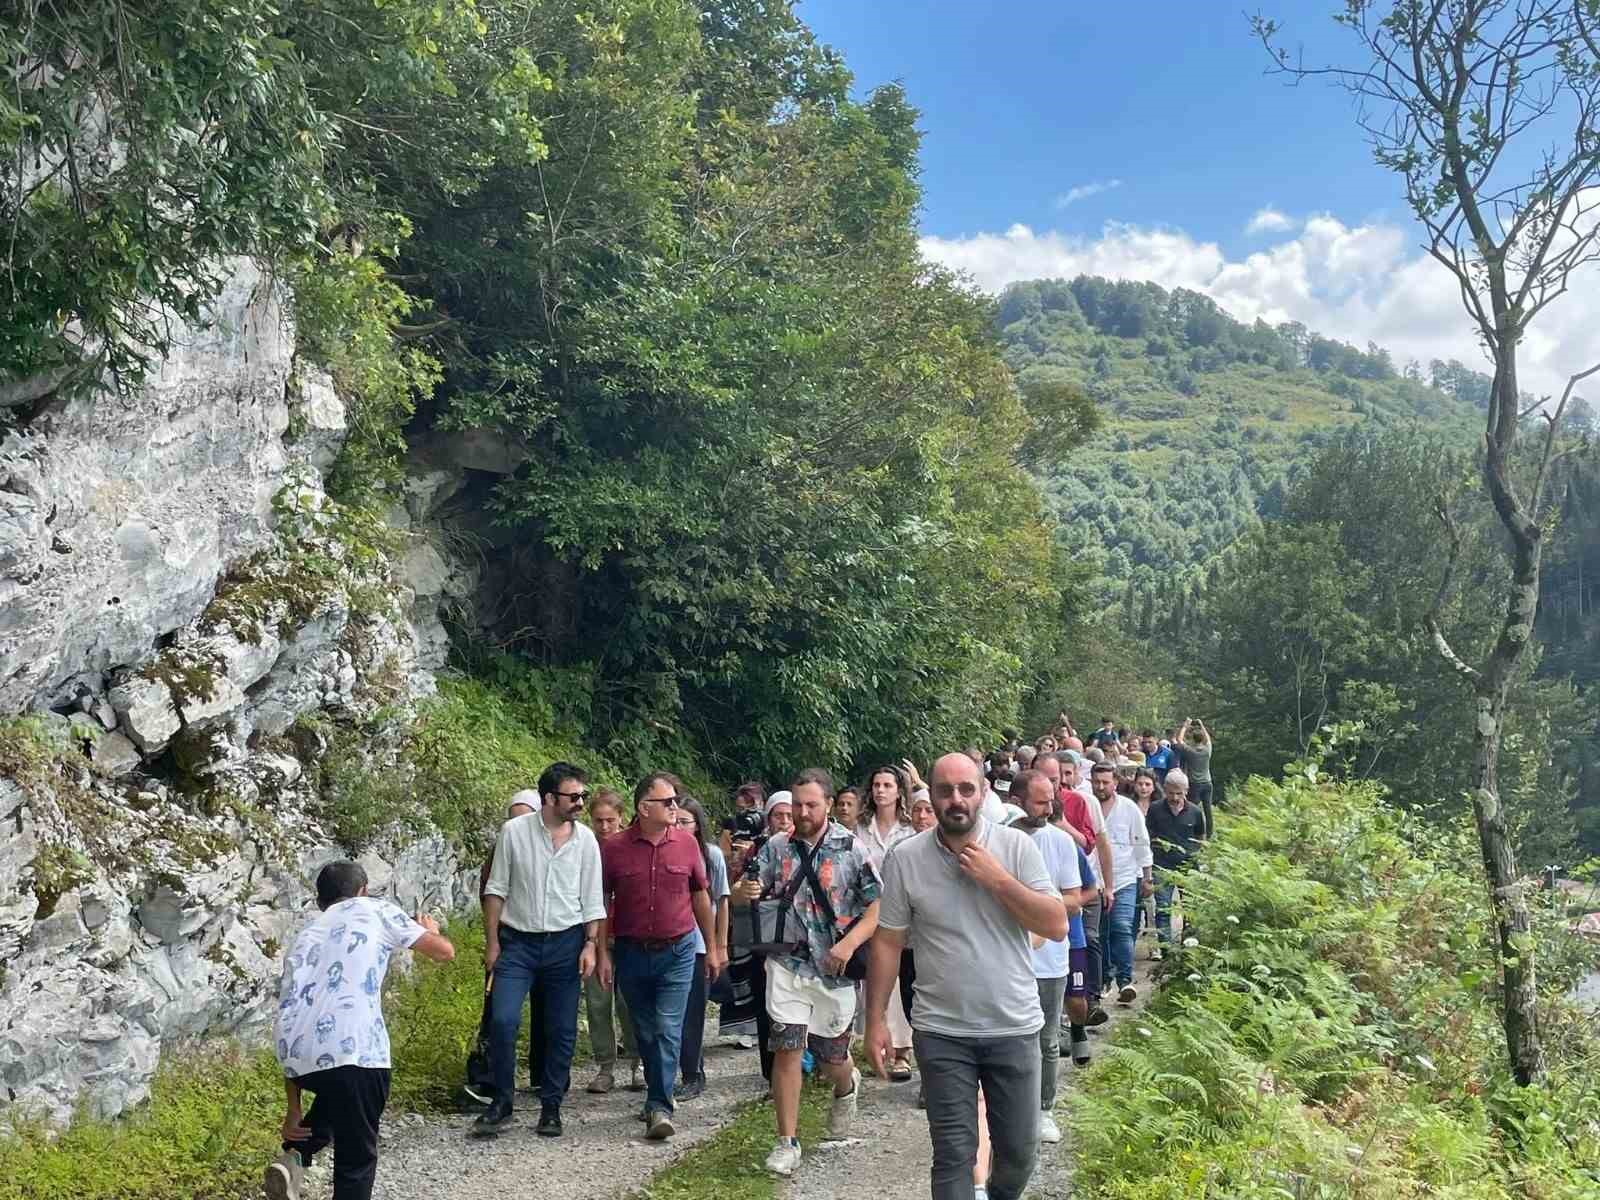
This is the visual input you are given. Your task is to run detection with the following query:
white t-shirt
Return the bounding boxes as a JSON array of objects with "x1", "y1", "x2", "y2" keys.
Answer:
[
  {"x1": 1024, "y1": 824, "x2": 1082, "y2": 979},
  {"x1": 690, "y1": 844, "x2": 731, "y2": 955},
  {"x1": 1098, "y1": 795, "x2": 1153, "y2": 893},
  {"x1": 274, "y1": 896, "x2": 425, "y2": 1078}
]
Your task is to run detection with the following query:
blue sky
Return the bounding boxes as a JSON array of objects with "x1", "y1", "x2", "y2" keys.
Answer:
[{"x1": 799, "y1": 1, "x2": 1592, "y2": 398}]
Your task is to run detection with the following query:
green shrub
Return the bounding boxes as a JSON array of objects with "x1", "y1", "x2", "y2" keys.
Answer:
[{"x1": 1068, "y1": 773, "x2": 1600, "y2": 1199}]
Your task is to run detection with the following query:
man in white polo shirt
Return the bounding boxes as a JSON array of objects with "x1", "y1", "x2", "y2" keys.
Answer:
[{"x1": 864, "y1": 753, "x2": 1066, "y2": 1200}]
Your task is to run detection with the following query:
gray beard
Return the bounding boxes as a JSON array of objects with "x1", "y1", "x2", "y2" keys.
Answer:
[{"x1": 1014, "y1": 814, "x2": 1048, "y2": 831}]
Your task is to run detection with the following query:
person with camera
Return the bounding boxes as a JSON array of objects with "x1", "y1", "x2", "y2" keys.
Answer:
[{"x1": 734, "y1": 768, "x2": 880, "y2": 1178}]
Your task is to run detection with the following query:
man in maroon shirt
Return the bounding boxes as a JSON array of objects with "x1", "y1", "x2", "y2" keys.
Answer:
[{"x1": 597, "y1": 771, "x2": 723, "y2": 1140}]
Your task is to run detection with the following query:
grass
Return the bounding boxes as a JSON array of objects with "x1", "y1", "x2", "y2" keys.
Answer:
[{"x1": 628, "y1": 1082, "x2": 831, "y2": 1200}]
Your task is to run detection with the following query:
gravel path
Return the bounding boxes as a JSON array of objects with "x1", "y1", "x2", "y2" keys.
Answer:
[
  {"x1": 335, "y1": 942, "x2": 1160, "y2": 1200},
  {"x1": 360, "y1": 1034, "x2": 768, "y2": 1200}
]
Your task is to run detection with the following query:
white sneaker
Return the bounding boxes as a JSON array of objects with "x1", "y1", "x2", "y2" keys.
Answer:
[
  {"x1": 1150, "y1": 945, "x2": 1164, "y2": 961},
  {"x1": 263, "y1": 1150, "x2": 304, "y2": 1200},
  {"x1": 827, "y1": 1067, "x2": 861, "y2": 1138},
  {"x1": 765, "y1": 1139, "x2": 802, "y2": 1176},
  {"x1": 974, "y1": 1187, "x2": 989, "y2": 1200},
  {"x1": 1039, "y1": 1113, "x2": 1063, "y2": 1144}
]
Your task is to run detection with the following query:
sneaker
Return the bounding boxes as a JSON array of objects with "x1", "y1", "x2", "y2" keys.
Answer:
[
  {"x1": 673, "y1": 1077, "x2": 705, "y2": 1101},
  {"x1": 646, "y1": 1109, "x2": 676, "y2": 1140},
  {"x1": 974, "y1": 1187, "x2": 989, "y2": 1200},
  {"x1": 1150, "y1": 945, "x2": 1164, "y2": 961},
  {"x1": 827, "y1": 1067, "x2": 861, "y2": 1138},
  {"x1": 628, "y1": 1061, "x2": 646, "y2": 1091},
  {"x1": 765, "y1": 1139, "x2": 802, "y2": 1176},
  {"x1": 263, "y1": 1149, "x2": 303, "y2": 1200},
  {"x1": 1118, "y1": 984, "x2": 1138, "y2": 1004},
  {"x1": 461, "y1": 1081, "x2": 494, "y2": 1107},
  {"x1": 586, "y1": 1068, "x2": 615, "y2": 1095},
  {"x1": 736, "y1": 1035, "x2": 757, "y2": 1049},
  {"x1": 1086, "y1": 1007, "x2": 1109, "y2": 1026},
  {"x1": 472, "y1": 1098, "x2": 514, "y2": 1137},
  {"x1": 916, "y1": 1081, "x2": 926, "y2": 1109},
  {"x1": 1039, "y1": 1113, "x2": 1063, "y2": 1144},
  {"x1": 536, "y1": 1104, "x2": 562, "y2": 1137}
]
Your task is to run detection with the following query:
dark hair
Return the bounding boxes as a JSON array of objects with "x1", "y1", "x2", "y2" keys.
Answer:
[
  {"x1": 734, "y1": 780, "x2": 766, "y2": 806},
  {"x1": 835, "y1": 785, "x2": 861, "y2": 804},
  {"x1": 789, "y1": 766, "x2": 835, "y2": 799},
  {"x1": 678, "y1": 797, "x2": 713, "y2": 873},
  {"x1": 1100, "y1": 717, "x2": 1112, "y2": 725},
  {"x1": 316, "y1": 860, "x2": 367, "y2": 910},
  {"x1": 1090, "y1": 760, "x2": 1117, "y2": 777},
  {"x1": 865, "y1": 764, "x2": 911, "y2": 824},
  {"x1": 633, "y1": 770, "x2": 683, "y2": 806},
  {"x1": 1141, "y1": 730, "x2": 1155, "y2": 739},
  {"x1": 1011, "y1": 767, "x2": 1051, "y2": 804},
  {"x1": 538, "y1": 761, "x2": 587, "y2": 802}
]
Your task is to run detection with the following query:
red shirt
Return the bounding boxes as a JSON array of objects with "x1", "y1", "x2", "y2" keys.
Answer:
[
  {"x1": 1058, "y1": 786, "x2": 1099, "y2": 850},
  {"x1": 601, "y1": 824, "x2": 708, "y2": 941}
]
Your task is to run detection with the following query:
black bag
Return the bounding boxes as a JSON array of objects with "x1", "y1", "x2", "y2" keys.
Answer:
[
  {"x1": 740, "y1": 836, "x2": 819, "y2": 959},
  {"x1": 798, "y1": 848, "x2": 870, "y2": 983}
]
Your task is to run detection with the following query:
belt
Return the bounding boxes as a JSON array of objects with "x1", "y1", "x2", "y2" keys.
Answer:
[
  {"x1": 501, "y1": 925, "x2": 578, "y2": 940},
  {"x1": 616, "y1": 934, "x2": 686, "y2": 952}
]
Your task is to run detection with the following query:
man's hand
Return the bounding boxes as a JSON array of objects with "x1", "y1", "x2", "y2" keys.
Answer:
[
  {"x1": 733, "y1": 878, "x2": 763, "y2": 901},
  {"x1": 1139, "y1": 878, "x2": 1154, "y2": 899},
  {"x1": 705, "y1": 948, "x2": 726, "y2": 981},
  {"x1": 1100, "y1": 886, "x2": 1114, "y2": 910},
  {"x1": 282, "y1": 1105, "x2": 312, "y2": 1144},
  {"x1": 484, "y1": 937, "x2": 501, "y2": 976},
  {"x1": 821, "y1": 942, "x2": 853, "y2": 978},
  {"x1": 579, "y1": 940, "x2": 597, "y2": 979},
  {"x1": 415, "y1": 911, "x2": 441, "y2": 935},
  {"x1": 864, "y1": 1018, "x2": 892, "y2": 1081},
  {"x1": 597, "y1": 953, "x2": 614, "y2": 991},
  {"x1": 956, "y1": 843, "x2": 1012, "y2": 892}
]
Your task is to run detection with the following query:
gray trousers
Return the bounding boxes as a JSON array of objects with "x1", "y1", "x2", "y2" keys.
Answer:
[
  {"x1": 914, "y1": 1030, "x2": 1041, "y2": 1200},
  {"x1": 1081, "y1": 892, "x2": 1103, "y2": 999},
  {"x1": 1036, "y1": 976, "x2": 1066, "y2": 1111},
  {"x1": 584, "y1": 974, "x2": 635, "y2": 1066}
]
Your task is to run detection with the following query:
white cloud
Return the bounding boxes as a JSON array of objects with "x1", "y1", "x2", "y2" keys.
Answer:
[
  {"x1": 1246, "y1": 207, "x2": 1295, "y2": 235},
  {"x1": 920, "y1": 215, "x2": 1598, "y2": 401},
  {"x1": 1054, "y1": 179, "x2": 1122, "y2": 209}
]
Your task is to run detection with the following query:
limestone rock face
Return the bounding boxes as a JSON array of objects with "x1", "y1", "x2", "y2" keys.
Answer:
[
  {"x1": 0, "y1": 260, "x2": 292, "y2": 715},
  {"x1": 0, "y1": 257, "x2": 473, "y2": 1127}
]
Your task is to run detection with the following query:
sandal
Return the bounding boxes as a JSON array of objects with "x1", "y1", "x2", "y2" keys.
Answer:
[{"x1": 888, "y1": 1056, "x2": 913, "y2": 1082}]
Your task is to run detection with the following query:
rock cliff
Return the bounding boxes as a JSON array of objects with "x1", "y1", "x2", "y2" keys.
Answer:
[{"x1": 0, "y1": 260, "x2": 478, "y2": 1124}]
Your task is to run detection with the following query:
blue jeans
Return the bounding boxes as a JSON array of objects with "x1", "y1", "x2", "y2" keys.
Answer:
[
  {"x1": 488, "y1": 925, "x2": 583, "y2": 1107},
  {"x1": 615, "y1": 933, "x2": 696, "y2": 1115},
  {"x1": 1106, "y1": 884, "x2": 1138, "y2": 987},
  {"x1": 1154, "y1": 882, "x2": 1178, "y2": 945}
]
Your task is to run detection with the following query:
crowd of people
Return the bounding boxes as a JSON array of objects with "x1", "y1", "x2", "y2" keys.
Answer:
[{"x1": 262, "y1": 714, "x2": 1218, "y2": 1200}]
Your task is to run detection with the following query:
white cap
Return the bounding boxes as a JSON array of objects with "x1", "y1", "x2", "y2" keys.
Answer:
[
  {"x1": 509, "y1": 788, "x2": 542, "y2": 815},
  {"x1": 764, "y1": 790, "x2": 793, "y2": 817}
]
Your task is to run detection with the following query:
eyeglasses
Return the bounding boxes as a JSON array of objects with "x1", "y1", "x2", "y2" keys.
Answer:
[
  {"x1": 556, "y1": 790, "x2": 590, "y2": 804},
  {"x1": 644, "y1": 795, "x2": 682, "y2": 808}
]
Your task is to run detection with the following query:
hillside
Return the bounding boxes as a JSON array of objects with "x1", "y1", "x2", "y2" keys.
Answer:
[{"x1": 998, "y1": 277, "x2": 1486, "y2": 590}]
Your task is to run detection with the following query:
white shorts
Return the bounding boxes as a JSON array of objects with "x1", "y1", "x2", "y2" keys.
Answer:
[{"x1": 765, "y1": 958, "x2": 857, "y2": 1038}]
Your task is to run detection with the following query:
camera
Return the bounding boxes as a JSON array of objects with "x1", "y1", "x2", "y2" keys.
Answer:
[{"x1": 731, "y1": 807, "x2": 765, "y2": 840}]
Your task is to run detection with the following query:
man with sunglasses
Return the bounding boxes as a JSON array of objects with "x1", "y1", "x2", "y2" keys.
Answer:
[
  {"x1": 475, "y1": 763, "x2": 605, "y2": 1140},
  {"x1": 597, "y1": 771, "x2": 723, "y2": 1140}
]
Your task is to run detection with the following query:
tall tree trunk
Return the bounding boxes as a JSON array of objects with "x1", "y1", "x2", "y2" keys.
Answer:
[{"x1": 1475, "y1": 353, "x2": 1548, "y2": 1087}]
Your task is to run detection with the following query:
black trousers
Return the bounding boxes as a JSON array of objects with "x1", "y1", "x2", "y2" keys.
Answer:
[
  {"x1": 680, "y1": 953, "x2": 708, "y2": 1083},
  {"x1": 752, "y1": 954, "x2": 774, "y2": 1081},
  {"x1": 899, "y1": 947, "x2": 916, "y2": 1026},
  {"x1": 285, "y1": 1065, "x2": 390, "y2": 1200}
]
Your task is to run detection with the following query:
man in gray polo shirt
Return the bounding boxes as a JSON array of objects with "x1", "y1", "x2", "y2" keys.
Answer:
[{"x1": 864, "y1": 753, "x2": 1067, "y2": 1200}]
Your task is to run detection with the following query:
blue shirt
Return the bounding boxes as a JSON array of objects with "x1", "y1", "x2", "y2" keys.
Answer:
[
  {"x1": 1068, "y1": 846, "x2": 1092, "y2": 950},
  {"x1": 1145, "y1": 745, "x2": 1174, "y2": 780}
]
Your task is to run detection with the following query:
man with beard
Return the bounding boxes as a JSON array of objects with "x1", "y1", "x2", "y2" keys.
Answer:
[
  {"x1": 736, "y1": 768, "x2": 879, "y2": 1178},
  {"x1": 475, "y1": 764, "x2": 605, "y2": 1140},
  {"x1": 1009, "y1": 769, "x2": 1091, "y2": 1147},
  {"x1": 865, "y1": 753, "x2": 1065, "y2": 1200}
]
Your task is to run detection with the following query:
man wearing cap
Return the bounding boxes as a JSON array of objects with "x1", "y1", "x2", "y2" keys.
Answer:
[{"x1": 476, "y1": 764, "x2": 605, "y2": 1140}]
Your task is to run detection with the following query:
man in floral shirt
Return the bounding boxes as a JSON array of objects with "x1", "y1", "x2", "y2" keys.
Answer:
[{"x1": 736, "y1": 767, "x2": 880, "y2": 1179}]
